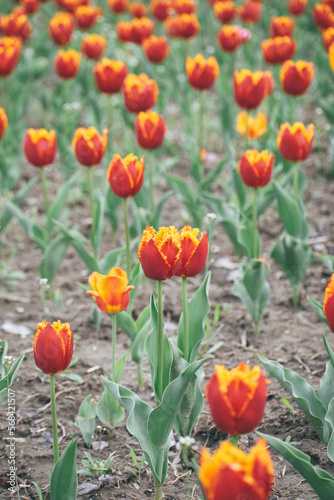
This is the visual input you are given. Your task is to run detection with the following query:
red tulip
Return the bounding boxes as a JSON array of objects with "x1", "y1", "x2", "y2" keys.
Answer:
[
  {"x1": 280, "y1": 60, "x2": 314, "y2": 96},
  {"x1": 23, "y1": 129, "x2": 57, "y2": 167},
  {"x1": 186, "y1": 54, "x2": 219, "y2": 90},
  {"x1": 142, "y1": 35, "x2": 170, "y2": 63},
  {"x1": 72, "y1": 127, "x2": 108, "y2": 166},
  {"x1": 3, "y1": 11, "x2": 32, "y2": 41},
  {"x1": 175, "y1": 226, "x2": 208, "y2": 277},
  {"x1": 94, "y1": 58, "x2": 128, "y2": 93},
  {"x1": 33, "y1": 320, "x2": 73, "y2": 375},
  {"x1": 81, "y1": 34, "x2": 107, "y2": 60},
  {"x1": 216, "y1": 25, "x2": 251, "y2": 53},
  {"x1": 164, "y1": 13, "x2": 200, "y2": 39},
  {"x1": 269, "y1": 15, "x2": 295, "y2": 38},
  {"x1": 129, "y1": 1, "x2": 148, "y2": 17},
  {"x1": 122, "y1": 73, "x2": 159, "y2": 113},
  {"x1": 54, "y1": 48, "x2": 81, "y2": 79},
  {"x1": 0, "y1": 36, "x2": 22, "y2": 77},
  {"x1": 261, "y1": 36, "x2": 297, "y2": 65},
  {"x1": 108, "y1": 0, "x2": 128, "y2": 14},
  {"x1": 173, "y1": 0, "x2": 197, "y2": 15},
  {"x1": 287, "y1": 0, "x2": 308, "y2": 17},
  {"x1": 213, "y1": 1, "x2": 237, "y2": 24},
  {"x1": 0, "y1": 108, "x2": 8, "y2": 140},
  {"x1": 312, "y1": 3, "x2": 334, "y2": 30},
  {"x1": 277, "y1": 122, "x2": 314, "y2": 162},
  {"x1": 238, "y1": 0, "x2": 262, "y2": 23},
  {"x1": 151, "y1": 0, "x2": 171, "y2": 21},
  {"x1": 48, "y1": 12, "x2": 75, "y2": 46},
  {"x1": 238, "y1": 149, "x2": 274, "y2": 188},
  {"x1": 134, "y1": 110, "x2": 166, "y2": 149},
  {"x1": 324, "y1": 274, "x2": 334, "y2": 332},
  {"x1": 107, "y1": 153, "x2": 145, "y2": 198},
  {"x1": 74, "y1": 5, "x2": 103, "y2": 30},
  {"x1": 233, "y1": 69, "x2": 268, "y2": 110}
]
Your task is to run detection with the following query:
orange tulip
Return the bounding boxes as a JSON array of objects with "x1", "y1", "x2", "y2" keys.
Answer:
[
  {"x1": 235, "y1": 111, "x2": 268, "y2": 140},
  {"x1": 3, "y1": 11, "x2": 32, "y2": 41},
  {"x1": 261, "y1": 36, "x2": 297, "y2": 64},
  {"x1": 23, "y1": 129, "x2": 57, "y2": 167},
  {"x1": 280, "y1": 60, "x2": 314, "y2": 96},
  {"x1": 322, "y1": 26, "x2": 334, "y2": 51},
  {"x1": 108, "y1": 0, "x2": 128, "y2": 14},
  {"x1": 20, "y1": 0, "x2": 41, "y2": 15},
  {"x1": 138, "y1": 226, "x2": 182, "y2": 280},
  {"x1": 238, "y1": 0, "x2": 262, "y2": 23},
  {"x1": 48, "y1": 12, "x2": 75, "y2": 46},
  {"x1": 116, "y1": 21, "x2": 133, "y2": 42},
  {"x1": 87, "y1": 267, "x2": 134, "y2": 314},
  {"x1": 94, "y1": 58, "x2": 128, "y2": 94},
  {"x1": 186, "y1": 54, "x2": 219, "y2": 90},
  {"x1": 131, "y1": 17, "x2": 154, "y2": 44},
  {"x1": 287, "y1": 0, "x2": 308, "y2": 16},
  {"x1": 213, "y1": 1, "x2": 237, "y2": 24},
  {"x1": 0, "y1": 108, "x2": 8, "y2": 140},
  {"x1": 122, "y1": 73, "x2": 159, "y2": 113},
  {"x1": 107, "y1": 153, "x2": 145, "y2": 198},
  {"x1": 142, "y1": 35, "x2": 170, "y2": 63},
  {"x1": 34, "y1": 320, "x2": 73, "y2": 375},
  {"x1": 81, "y1": 33, "x2": 107, "y2": 60},
  {"x1": 0, "y1": 36, "x2": 22, "y2": 77},
  {"x1": 312, "y1": 3, "x2": 334, "y2": 30},
  {"x1": 54, "y1": 48, "x2": 81, "y2": 79},
  {"x1": 151, "y1": 0, "x2": 171, "y2": 21},
  {"x1": 206, "y1": 363, "x2": 269, "y2": 435},
  {"x1": 238, "y1": 149, "x2": 274, "y2": 188},
  {"x1": 173, "y1": 0, "x2": 197, "y2": 15},
  {"x1": 277, "y1": 122, "x2": 314, "y2": 162},
  {"x1": 329, "y1": 43, "x2": 334, "y2": 71},
  {"x1": 164, "y1": 13, "x2": 200, "y2": 39},
  {"x1": 129, "y1": 1, "x2": 148, "y2": 17},
  {"x1": 72, "y1": 127, "x2": 108, "y2": 167},
  {"x1": 198, "y1": 439, "x2": 274, "y2": 500},
  {"x1": 233, "y1": 69, "x2": 268, "y2": 110},
  {"x1": 269, "y1": 15, "x2": 295, "y2": 38},
  {"x1": 74, "y1": 5, "x2": 103, "y2": 30},
  {"x1": 174, "y1": 226, "x2": 208, "y2": 278},
  {"x1": 324, "y1": 274, "x2": 334, "y2": 332},
  {"x1": 216, "y1": 25, "x2": 251, "y2": 53},
  {"x1": 55, "y1": 0, "x2": 89, "y2": 13},
  {"x1": 134, "y1": 110, "x2": 167, "y2": 149}
]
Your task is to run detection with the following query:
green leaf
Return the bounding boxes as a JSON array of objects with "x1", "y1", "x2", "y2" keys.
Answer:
[
  {"x1": 0, "y1": 341, "x2": 8, "y2": 366},
  {"x1": 149, "y1": 190, "x2": 173, "y2": 229},
  {"x1": 131, "y1": 319, "x2": 151, "y2": 364},
  {"x1": 258, "y1": 355, "x2": 326, "y2": 439},
  {"x1": 256, "y1": 432, "x2": 334, "y2": 500},
  {"x1": 39, "y1": 234, "x2": 69, "y2": 284},
  {"x1": 271, "y1": 234, "x2": 312, "y2": 287},
  {"x1": 77, "y1": 395, "x2": 96, "y2": 448},
  {"x1": 323, "y1": 333, "x2": 334, "y2": 367},
  {"x1": 115, "y1": 353, "x2": 127, "y2": 383},
  {"x1": 6, "y1": 201, "x2": 47, "y2": 250},
  {"x1": 216, "y1": 202, "x2": 246, "y2": 259},
  {"x1": 307, "y1": 297, "x2": 328, "y2": 324},
  {"x1": 46, "y1": 171, "x2": 80, "y2": 235},
  {"x1": 233, "y1": 260, "x2": 270, "y2": 326},
  {"x1": 136, "y1": 304, "x2": 151, "y2": 332},
  {"x1": 239, "y1": 216, "x2": 260, "y2": 260},
  {"x1": 50, "y1": 438, "x2": 78, "y2": 500},
  {"x1": 55, "y1": 221, "x2": 99, "y2": 273},
  {"x1": 97, "y1": 380, "x2": 124, "y2": 428},
  {"x1": 324, "y1": 398, "x2": 334, "y2": 461},
  {"x1": 201, "y1": 156, "x2": 227, "y2": 192},
  {"x1": 90, "y1": 196, "x2": 105, "y2": 258},
  {"x1": 116, "y1": 312, "x2": 138, "y2": 341},
  {"x1": 32, "y1": 481, "x2": 43, "y2": 500},
  {"x1": 273, "y1": 181, "x2": 309, "y2": 239},
  {"x1": 99, "y1": 247, "x2": 125, "y2": 275},
  {"x1": 314, "y1": 253, "x2": 334, "y2": 273},
  {"x1": 0, "y1": 177, "x2": 38, "y2": 232},
  {"x1": 177, "y1": 272, "x2": 211, "y2": 362},
  {"x1": 145, "y1": 294, "x2": 173, "y2": 401},
  {"x1": 232, "y1": 166, "x2": 247, "y2": 210},
  {"x1": 317, "y1": 360, "x2": 334, "y2": 411},
  {"x1": 105, "y1": 188, "x2": 121, "y2": 232}
]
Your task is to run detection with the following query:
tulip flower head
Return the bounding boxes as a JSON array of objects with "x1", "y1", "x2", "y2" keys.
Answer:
[
  {"x1": 134, "y1": 110, "x2": 167, "y2": 149},
  {"x1": 20, "y1": 0, "x2": 41, "y2": 15},
  {"x1": 277, "y1": 122, "x2": 314, "y2": 162},
  {"x1": 75, "y1": 5, "x2": 103, "y2": 30},
  {"x1": 235, "y1": 111, "x2": 268, "y2": 140},
  {"x1": 206, "y1": 363, "x2": 269, "y2": 435},
  {"x1": 233, "y1": 69, "x2": 268, "y2": 110},
  {"x1": 287, "y1": 0, "x2": 308, "y2": 17},
  {"x1": 238, "y1": 149, "x2": 274, "y2": 188},
  {"x1": 213, "y1": 1, "x2": 237, "y2": 24},
  {"x1": 81, "y1": 34, "x2": 107, "y2": 60},
  {"x1": 87, "y1": 267, "x2": 134, "y2": 314},
  {"x1": 142, "y1": 35, "x2": 170, "y2": 63},
  {"x1": 54, "y1": 48, "x2": 81, "y2": 79},
  {"x1": 330, "y1": 43, "x2": 334, "y2": 71},
  {"x1": 238, "y1": 0, "x2": 262, "y2": 23},
  {"x1": 173, "y1": 0, "x2": 197, "y2": 15},
  {"x1": 131, "y1": 17, "x2": 154, "y2": 44},
  {"x1": 280, "y1": 60, "x2": 314, "y2": 96},
  {"x1": 323, "y1": 27, "x2": 334, "y2": 51},
  {"x1": 216, "y1": 25, "x2": 251, "y2": 53},
  {"x1": 107, "y1": 153, "x2": 145, "y2": 197},
  {"x1": 129, "y1": 1, "x2": 148, "y2": 18},
  {"x1": 269, "y1": 15, "x2": 295, "y2": 38},
  {"x1": 164, "y1": 13, "x2": 200, "y2": 39},
  {"x1": 151, "y1": 0, "x2": 171, "y2": 21},
  {"x1": 261, "y1": 36, "x2": 297, "y2": 64},
  {"x1": 116, "y1": 20, "x2": 133, "y2": 42},
  {"x1": 3, "y1": 11, "x2": 32, "y2": 42},
  {"x1": 186, "y1": 54, "x2": 219, "y2": 90},
  {"x1": 0, "y1": 108, "x2": 8, "y2": 140},
  {"x1": 0, "y1": 36, "x2": 22, "y2": 77},
  {"x1": 108, "y1": 0, "x2": 128, "y2": 14},
  {"x1": 324, "y1": 274, "x2": 334, "y2": 332},
  {"x1": 23, "y1": 129, "x2": 57, "y2": 168},
  {"x1": 72, "y1": 127, "x2": 108, "y2": 167},
  {"x1": 174, "y1": 226, "x2": 208, "y2": 278},
  {"x1": 198, "y1": 439, "x2": 274, "y2": 500},
  {"x1": 48, "y1": 11, "x2": 75, "y2": 46},
  {"x1": 138, "y1": 225, "x2": 182, "y2": 280},
  {"x1": 312, "y1": 3, "x2": 334, "y2": 30},
  {"x1": 34, "y1": 320, "x2": 73, "y2": 375},
  {"x1": 122, "y1": 73, "x2": 159, "y2": 113},
  {"x1": 94, "y1": 58, "x2": 128, "y2": 93}
]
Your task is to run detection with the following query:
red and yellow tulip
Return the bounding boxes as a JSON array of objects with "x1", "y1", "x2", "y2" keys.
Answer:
[
  {"x1": 233, "y1": 69, "x2": 268, "y2": 110},
  {"x1": 216, "y1": 25, "x2": 251, "y2": 53},
  {"x1": 164, "y1": 13, "x2": 200, "y2": 39},
  {"x1": 54, "y1": 48, "x2": 81, "y2": 79},
  {"x1": 0, "y1": 108, "x2": 8, "y2": 140},
  {"x1": 277, "y1": 122, "x2": 314, "y2": 162},
  {"x1": 23, "y1": 129, "x2": 57, "y2": 168},
  {"x1": 81, "y1": 33, "x2": 107, "y2": 60},
  {"x1": 186, "y1": 54, "x2": 219, "y2": 90},
  {"x1": 74, "y1": 5, "x2": 103, "y2": 30},
  {"x1": 235, "y1": 111, "x2": 268, "y2": 140},
  {"x1": 134, "y1": 110, "x2": 167, "y2": 149},
  {"x1": 33, "y1": 320, "x2": 73, "y2": 375},
  {"x1": 108, "y1": 0, "x2": 128, "y2": 14},
  {"x1": 269, "y1": 15, "x2": 295, "y2": 38},
  {"x1": 72, "y1": 127, "x2": 108, "y2": 166},
  {"x1": 94, "y1": 58, "x2": 128, "y2": 94},
  {"x1": 142, "y1": 35, "x2": 170, "y2": 63},
  {"x1": 122, "y1": 73, "x2": 159, "y2": 113},
  {"x1": 0, "y1": 36, "x2": 22, "y2": 77},
  {"x1": 261, "y1": 36, "x2": 297, "y2": 64},
  {"x1": 175, "y1": 226, "x2": 208, "y2": 278},
  {"x1": 48, "y1": 11, "x2": 75, "y2": 46},
  {"x1": 280, "y1": 60, "x2": 314, "y2": 96},
  {"x1": 324, "y1": 274, "x2": 334, "y2": 333},
  {"x1": 87, "y1": 267, "x2": 134, "y2": 314},
  {"x1": 107, "y1": 153, "x2": 145, "y2": 198},
  {"x1": 287, "y1": 0, "x2": 308, "y2": 17},
  {"x1": 238, "y1": 149, "x2": 274, "y2": 188},
  {"x1": 213, "y1": 1, "x2": 237, "y2": 24},
  {"x1": 238, "y1": 0, "x2": 262, "y2": 24}
]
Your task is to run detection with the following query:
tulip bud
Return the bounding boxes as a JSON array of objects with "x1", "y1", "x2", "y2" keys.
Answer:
[
  {"x1": 134, "y1": 110, "x2": 166, "y2": 149},
  {"x1": 23, "y1": 129, "x2": 57, "y2": 167},
  {"x1": 324, "y1": 274, "x2": 334, "y2": 332},
  {"x1": 72, "y1": 127, "x2": 108, "y2": 166},
  {"x1": 33, "y1": 320, "x2": 73, "y2": 374},
  {"x1": 277, "y1": 122, "x2": 314, "y2": 162},
  {"x1": 87, "y1": 267, "x2": 134, "y2": 314},
  {"x1": 107, "y1": 153, "x2": 145, "y2": 198}
]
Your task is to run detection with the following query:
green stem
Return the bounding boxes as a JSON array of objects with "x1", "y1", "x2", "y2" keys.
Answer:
[
  {"x1": 231, "y1": 434, "x2": 239, "y2": 447},
  {"x1": 157, "y1": 280, "x2": 163, "y2": 402},
  {"x1": 292, "y1": 284, "x2": 299, "y2": 307},
  {"x1": 199, "y1": 90, "x2": 204, "y2": 152},
  {"x1": 252, "y1": 188, "x2": 258, "y2": 258},
  {"x1": 108, "y1": 96, "x2": 113, "y2": 158},
  {"x1": 148, "y1": 150, "x2": 154, "y2": 214},
  {"x1": 293, "y1": 162, "x2": 299, "y2": 203},
  {"x1": 254, "y1": 322, "x2": 260, "y2": 336},
  {"x1": 123, "y1": 197, "x2": 131, "y2": 279},
  {"x1": 40, "y1": 168, "x2": 49, "y2": 213},
  {"x1": 154, "y1": 482, "x2": 162, "y2": 500},
  {"x1": 112, "y1": 314, "x2": 117, "y2": 380},
  {"x1": 88, "y1": 167, "x2": 95, "y2": 223},
  {"x1": 182, "y1": 277, "x2": 189, "y2": 362},
  {"x1": 50, "y1": 374, "x2": 59, "y2": 465},
  {"x1": 136, "y1": 360, "x2": 144, "y2": 388}
]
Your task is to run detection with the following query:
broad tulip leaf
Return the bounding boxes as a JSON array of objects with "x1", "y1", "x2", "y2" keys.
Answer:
[
  {"x1": 257, "y1": 432, "x2": 334, "y2": 500},
  {"x1": 97, "y1": 383, "x2": 124, "y2": 429},
  {"x1": 324, "y1": 398, "x2": 334, "y2": 461},
  {"x1": 307, "y1": 297, "x2": 328, "y2": 324},
  {"x1": 136, "y1": 304, "x2": 151, "y2": 332},
  {"x1": 39, "y1": 234, "x2": 69, "y2": 284},
  {"x1": 216, "y1": 202, "x2": 246, "y2": 259},
  {"x1": 77, "y1": 395, "x2": 96, "y2": 447},
  {"x1": 130, "y1": 319, "x2": 151, "y2": 364},
  {"x1": 0, "y1": 354, "x2": 24, "y2": 407},
  {"x1": 90, "y1": 196, "x2": 105, "y2": 259},
  {"x1": 314, "y1": 253, "x2": 334, "y2": 273},
  {"x1": 117, "y1": 312, "x2": 138, "y2": 341},
  {"x1": 6, "y1": 201, "x2": 47, "y2": 250},
  {"x1": 258, "y1": 355, "x2": 326, "y2": 439},
  {"x1": 145, "y1": 294, "x2": 173, "y2": 402},
  {"x1": 46, "y1": 171, "x2": 80, "y2": 235},
  {"x1": 271, "y1": 234, "x2": 312, "y2": 287},
  {"x1": 164, "y1": 174, "x2": 205, "y2": 227},
  {"x1": 177, "y1": 272, "x2": 211, "y2": 362},
  {"x1": 239, "y1": 217, "x2": 260, "y2": 260},
  {"x1": 0, "y1": 177, "x2": 38, "y2": 232},
  {"x1": 233, "y1": 260, "x2": 270, "y2": 326},
  {"x1": 114, "y1": 353, "x2": 127, "y2": 383},
  {"x1": 99, "y1": 247, "x2": 125, "y2": 274},
  {"x1": 55, "y1": 221, "x2": 99, "y2": 273},
  {"x1": 317, "y1": 361, "x2": 334, "y2": 411},
  {"x1": 201, "y1": 156, "x2": 228, "y2": 192},
  {"x1": 232, "y1": 166, "x2": 247, "y2": 210},
  {"x1": 50, "y1": 438, "x2": 78, "y2": 500},
  {"x1": 323, "y1": 333, "x2": 334, "y2": 367},
  {"x1": 105, "y1": 188, "x2": 121, "y2": 232},
  {"x1": 273, "y1": 181, "x2": 309, "y2": 239}
]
